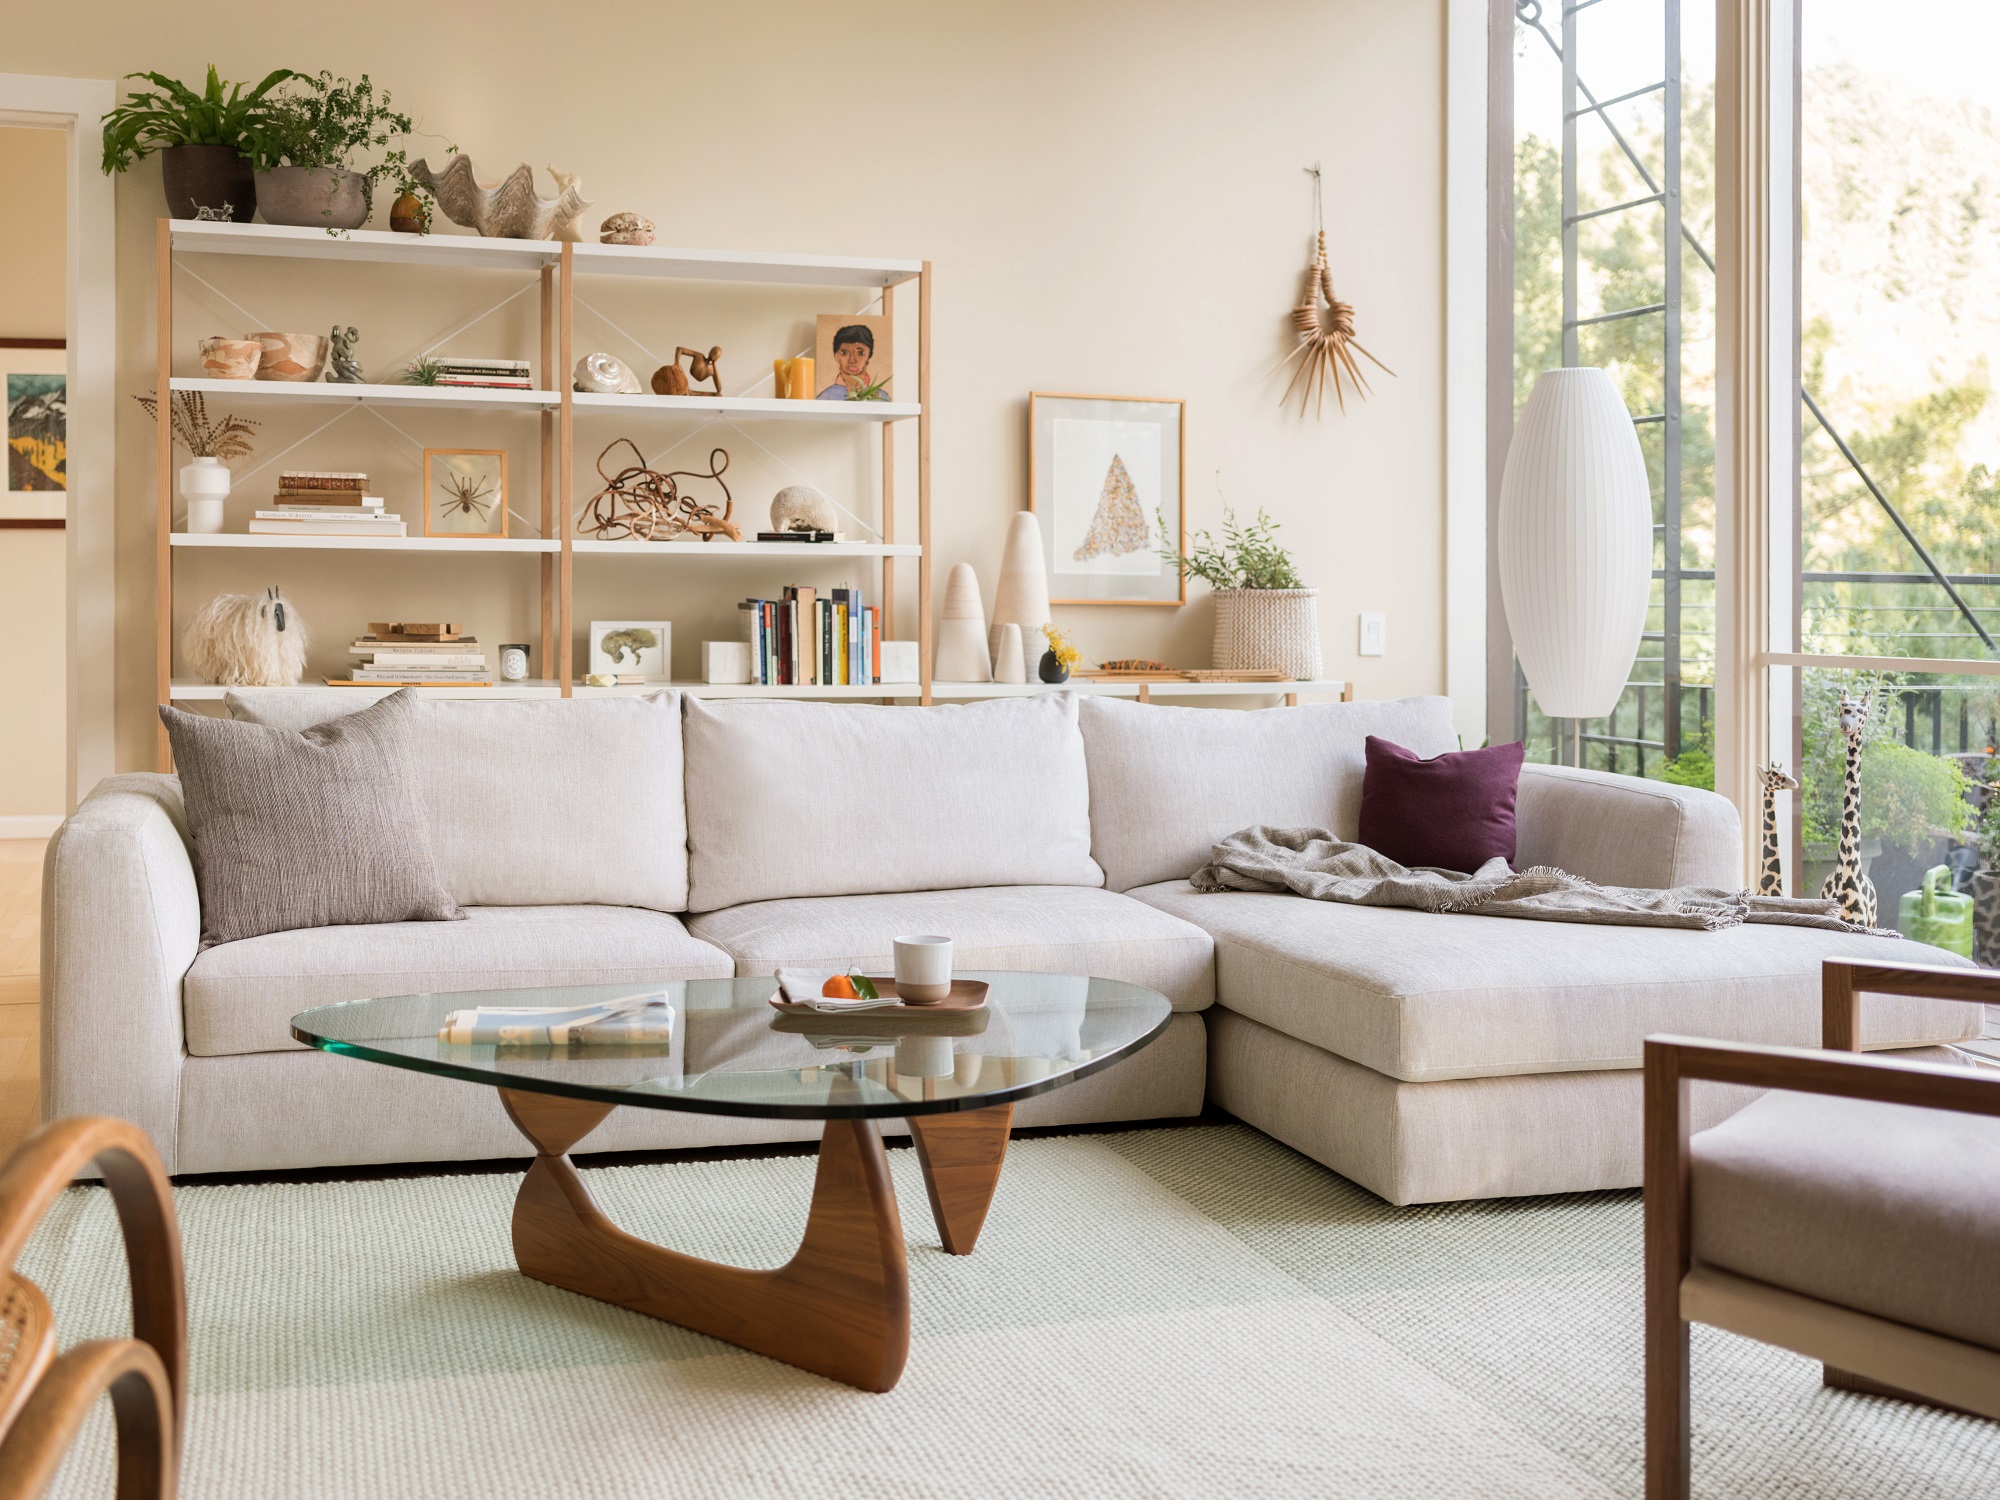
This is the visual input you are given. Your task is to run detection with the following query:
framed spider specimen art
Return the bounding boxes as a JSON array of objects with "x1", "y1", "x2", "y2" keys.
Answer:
[{"x1": 422, "y1": 448, "x2": 509, "y2": 538}]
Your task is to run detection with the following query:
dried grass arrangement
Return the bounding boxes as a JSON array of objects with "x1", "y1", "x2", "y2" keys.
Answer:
[
  {"x1": 133, "y1": 390, "x2": 259, "y2": 459},
  {"x1": 577, "y1": 439, "x2": 743, "y2": 542},
  {"x1": 1272, "y1": 168, "x2": 1392, "y2": 418}
]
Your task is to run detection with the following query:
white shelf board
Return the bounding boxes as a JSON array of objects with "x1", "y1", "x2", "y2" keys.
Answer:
[
  {"x1": 570, "y1": 539, "x2": 919, "y2": 558},
  {"x1": 169, "y1": 220, "x2": 559, "y2": 271},
  {"x1": 573, "y1": 681, "x2": 906, "y2": 700},
  {"x1": 170, "y1": 377, "x2": 556, "y2": 411},
  {"x1": 928, "y1": 679, "x2": 1349, "y2": 700},
  {"x1": 570, "y1": 391, "x2": 917, "y2": 421},
  {"x1": 567, "y1": 241, "x2": 922, "y2": 287},
  {"x1": 171, "y1": 679, "x2": 563, "y2": 702},
  {"x1": 171, "y1": 533, "x2": 557, "y2": 554}
]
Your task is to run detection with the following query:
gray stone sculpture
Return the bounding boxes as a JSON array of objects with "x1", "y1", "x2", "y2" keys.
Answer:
[{"x1": 327, "y1": 325, "x2": 363, "y2": 384}]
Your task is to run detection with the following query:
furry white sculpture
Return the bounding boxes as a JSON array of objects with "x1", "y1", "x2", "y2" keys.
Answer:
[{"x1": 183, "y1": 587, "x2": 307, "y2": 686}]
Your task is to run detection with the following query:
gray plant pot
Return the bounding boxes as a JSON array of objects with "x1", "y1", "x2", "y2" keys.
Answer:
[
  {"x1": 255, "y1": 167, "x2": 369, "y2": 230},
  {"x1": 1801, "y1": 838, "x2": 1882, "y2": 901}
]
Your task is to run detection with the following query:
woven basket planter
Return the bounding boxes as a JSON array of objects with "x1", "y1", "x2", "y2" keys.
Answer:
[{"x1": 1211, "y1": 587, "x2": 1323, "y2": 681}]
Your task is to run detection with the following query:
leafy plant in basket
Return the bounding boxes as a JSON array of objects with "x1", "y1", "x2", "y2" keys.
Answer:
[
  {"x1": 100, "y1": 66, "x2": 298, "y2": 221},
  {"x1": 1158, "y1": 504, "x2": 1322, "y2": 680},
  {"x1": 1157, "y1": 506, "x2": 1303, "y2": 590},
  {"x1": 253, "y1": 71, "x2": 446, "y2": 232}
]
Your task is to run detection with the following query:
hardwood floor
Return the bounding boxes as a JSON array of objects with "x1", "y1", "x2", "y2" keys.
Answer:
[{"x1": 0, "y1": 839, "x2": 45, "y2": 1159}]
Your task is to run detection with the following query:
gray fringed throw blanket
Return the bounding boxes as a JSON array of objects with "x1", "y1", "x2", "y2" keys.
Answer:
[{"x1": 1190, "y1": 826, "x2": 1882, "y2": 934}]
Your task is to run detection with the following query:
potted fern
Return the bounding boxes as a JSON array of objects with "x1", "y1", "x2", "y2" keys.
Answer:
[
  {"x1": 1160, "y1": 507, "x2": 1322, "y2": 680},
  {"x1": 100, "y1": 66, "x2": 297, "y2": 221},
  {"x1": 252, "y1": 72, "x2": 427, "y2": 231}
]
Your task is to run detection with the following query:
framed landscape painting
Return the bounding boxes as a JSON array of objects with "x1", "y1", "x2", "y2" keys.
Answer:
[
  {"x1": 1028, "y1": 393, "x2": 1184, "y2": 605},
  {"x1": 3, "y1": 341, "x2": 66, "y2": 522}
]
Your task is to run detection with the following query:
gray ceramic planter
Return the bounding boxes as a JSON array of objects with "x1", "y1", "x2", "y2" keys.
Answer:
[{"x1": 255, "y1": 167, "x2": 369, "y2": 230}]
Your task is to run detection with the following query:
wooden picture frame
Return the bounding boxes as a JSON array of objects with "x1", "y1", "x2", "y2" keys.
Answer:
[
  {"x1": 422, "y1": 448, "x2": 509, "y2": 538},
  {"x1": 1028, "y1": 392, "x2": 1185, "y2": 606},
  {"x1": 3, "y1": 337, "x2": 66, "y2": 524}
]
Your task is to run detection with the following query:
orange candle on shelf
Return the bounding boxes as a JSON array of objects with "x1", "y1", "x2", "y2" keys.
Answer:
[
  {"x1": 773, "y1": 357, "x2": 794, "y2": 397},
  {"x1": 787, "y1": 357, "x2": 814, "y2": 401}
]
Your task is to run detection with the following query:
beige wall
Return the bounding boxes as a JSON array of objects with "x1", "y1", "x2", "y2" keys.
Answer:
[
  {"x1": 0, "y1": 126, "x2": 68, "y2": 817},
  {"x1": 17, "y1": 0, "x2": 1447, "y2": 770}
]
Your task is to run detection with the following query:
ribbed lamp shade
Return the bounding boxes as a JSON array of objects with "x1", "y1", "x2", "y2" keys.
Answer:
[{"x1": 1497, "y1": 367, "x2": 1653, "y2": 720}]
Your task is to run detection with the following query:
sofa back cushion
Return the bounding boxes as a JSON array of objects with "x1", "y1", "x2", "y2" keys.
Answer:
[
  {"x1": 680, "y1": 694, "x2": 1101, "y2": 912},
  {"x1": 1079, "y1": 695, "x2": 1460, "y2": 891},
  {"x1": 224, "y1": 691, "x2": 689, "y2": 912}
]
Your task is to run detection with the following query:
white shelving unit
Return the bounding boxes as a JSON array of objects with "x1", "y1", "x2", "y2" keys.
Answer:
[
  {"x1": 170, "y1": 533, "x2": 559, "y2": 554},
  {"x1": 173, "y1": 679, "x2": 565, "y2": 702},
  {"x1": 170, "y1": 376, "x2": 557, "y2": 412},
  {"x1": 571, "y1": 392, "x2": 919, "y2": 422},
  {"x1": 570, "y1": 540, "x2": 920, "y2": 559}
]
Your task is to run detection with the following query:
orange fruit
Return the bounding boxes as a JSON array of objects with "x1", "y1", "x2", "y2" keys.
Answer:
[{"x1": 822, "y1": 974, "x2": 859, "y2": 999}]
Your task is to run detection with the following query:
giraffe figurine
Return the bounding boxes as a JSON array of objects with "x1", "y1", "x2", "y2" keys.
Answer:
[
  {"x1": 1818, "y1": 690, "x2": 1878, "y2": 926},
  {"x1": 1756, "y1": 764, "x2": 1799, "y2": 896}
]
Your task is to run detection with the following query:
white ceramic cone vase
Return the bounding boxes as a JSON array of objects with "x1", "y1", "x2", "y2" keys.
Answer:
[
  {"x1": 1497, "y1": 367, "x2": 1652, "y2": 719},
  {"x1": 992, "y1": 622, "x2": 1027, "y2": 683},
  {"x1": 989, "y1": 510, "x2": 1052, "y2": 660},
  {"x1": 935, "y1": 562, "x2": 993, "y2": 682}
]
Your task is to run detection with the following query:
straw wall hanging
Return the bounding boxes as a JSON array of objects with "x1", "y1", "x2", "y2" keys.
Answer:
[{"x1": 1274, "y1": 165, "x2": 1392, "y2": 418}]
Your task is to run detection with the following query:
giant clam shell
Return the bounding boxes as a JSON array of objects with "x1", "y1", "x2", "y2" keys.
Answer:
[
  {"x1": 409, "y1": 157, "x2": 591, "y2": 241},
  {"x1": 574, "y1": 352, "x2": 643, "y2": 395}
]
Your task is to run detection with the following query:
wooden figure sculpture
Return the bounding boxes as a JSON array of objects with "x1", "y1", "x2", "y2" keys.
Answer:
[
  {"x1": 578, "y1": 439, "x2": 741, "y2": 542},
  {"x1": 677, "y1": 345, "x2": 723, "y2": 397},
  {"x1": 1273, "y1": 166, "x2": 1392, "y2": 418},
  {"x1": 1819, "y1": 690, "x2": 1878, "y2": 926},
  {"x1": 1756, "y1": 764, "x2": 1799, "y2": 897}
]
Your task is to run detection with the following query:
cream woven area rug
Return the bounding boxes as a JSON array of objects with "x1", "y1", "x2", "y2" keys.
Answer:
[{"x1": 22, "y1": 1123, "x2": 1999, "y2": 1498}]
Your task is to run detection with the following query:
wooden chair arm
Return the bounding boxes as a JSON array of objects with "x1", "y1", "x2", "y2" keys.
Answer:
[
  {"x1": 1823, "y1": 957, "x2": 2000, "y2": 1051},
  {"x1": 1648, "y1": 1033, "x2": 2000, "y2": 1120},
  {"x1": 0, "y1": 1119, "x2": 184, "y2": 1453},
  {"x1": 0, "y1": 1339, "x2": 175, "y2": 1500}
]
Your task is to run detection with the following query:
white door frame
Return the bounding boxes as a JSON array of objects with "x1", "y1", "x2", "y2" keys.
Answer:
[{"x1": 0, "y1": 74, "x2": 116, "y2": 811}]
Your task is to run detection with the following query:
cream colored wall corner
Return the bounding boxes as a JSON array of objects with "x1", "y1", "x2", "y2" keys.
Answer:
[
  {"x1": 0, "y1": 125, "x2": 67, "y2": 819},
  {"x1": 14, "y1": 0, "x2": 1446, "y2": 767}
]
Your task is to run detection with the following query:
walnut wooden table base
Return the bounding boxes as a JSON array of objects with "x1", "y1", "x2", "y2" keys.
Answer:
[{"x1": 499, "y1": 1091, "x2": 1013, "y2": 1392}]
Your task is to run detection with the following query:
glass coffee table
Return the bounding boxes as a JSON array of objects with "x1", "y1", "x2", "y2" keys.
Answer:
[{"x1": 293, "y1": 972, "x2": 1170, "y2": 1391}]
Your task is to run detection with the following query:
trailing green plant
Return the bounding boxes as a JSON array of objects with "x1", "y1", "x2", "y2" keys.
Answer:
[
  {"x1": 100, "y1": 66, "x2": 297, "y2": 173},
  {"x1": 404, "y1": 355, "x2": 443, "y2": 387},
  {"x1": 256, "y1": 71, "x2": 437, "y2": 216},
  {"x1": 1653, "y1": 731, "x2": 1715, "y2": 790},
  {"x1": 1158, "y1": 506, "x2": 1303, "y2": 591}
]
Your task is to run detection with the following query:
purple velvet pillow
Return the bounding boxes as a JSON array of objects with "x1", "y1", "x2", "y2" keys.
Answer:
[{"x1": 1356, "y1": 736, "x2": 1526, "y2": 873}]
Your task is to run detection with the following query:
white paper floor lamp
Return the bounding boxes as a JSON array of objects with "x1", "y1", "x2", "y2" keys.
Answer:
[{"x1": 1497, "y1": 367, "x2": 1653, "y2": 764}]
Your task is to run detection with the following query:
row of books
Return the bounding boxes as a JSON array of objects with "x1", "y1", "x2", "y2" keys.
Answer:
[
  {"x1": 336, "y1": 632, "x2": 490, "y2": 685},
  {"x1": 432, "y1": 357, "x2": 532, "y2": 390},
  {"x1": 739, "y1": 585, "x2": 880, "y2": 686},
  {"x1": 246, "y1": 471, "x2": 408, "y2": 538}
]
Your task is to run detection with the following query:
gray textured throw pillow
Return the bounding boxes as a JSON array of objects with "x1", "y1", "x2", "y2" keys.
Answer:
[{"x1": 160, "y1": 691, "x2": 465, "y2": 947}]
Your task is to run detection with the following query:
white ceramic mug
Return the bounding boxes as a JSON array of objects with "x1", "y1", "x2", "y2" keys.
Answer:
[{"x1": 893, "y1": 934, "x2": 953, "y2": 1004}]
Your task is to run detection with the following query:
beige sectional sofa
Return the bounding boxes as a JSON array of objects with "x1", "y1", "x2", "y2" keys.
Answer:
[{"x1": 43, "y1": 690, "x2": 1975, "y2": 1200}]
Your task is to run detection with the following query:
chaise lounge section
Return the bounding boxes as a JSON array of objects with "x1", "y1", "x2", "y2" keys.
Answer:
[{"x1": 42, "y1": 691, "x2": 1976, "y2": 1194}]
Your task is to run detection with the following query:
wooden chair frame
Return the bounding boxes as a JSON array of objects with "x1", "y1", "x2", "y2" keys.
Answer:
[
  {"x1": 1645, "y1": 958, "x2": 2000, "y2": 1499},
  {"x1": 0, "y1": 1118, "x2": 184, "y2": 1500}
]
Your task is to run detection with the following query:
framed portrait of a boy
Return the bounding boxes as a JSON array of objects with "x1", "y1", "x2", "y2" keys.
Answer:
[
  {"x1": 1028, "y1": 393, "x2": 1184, "y2": 606},
  {"x1": 813, "y1": 314, "x2": 893, "y2": 401}
]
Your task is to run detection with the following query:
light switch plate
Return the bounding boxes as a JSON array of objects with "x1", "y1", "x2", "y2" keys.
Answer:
[{"x1": 1358, "y1": 611, "x2": 1387, "y2": 657}]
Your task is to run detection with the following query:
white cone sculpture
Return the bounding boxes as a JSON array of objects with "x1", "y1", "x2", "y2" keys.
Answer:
[
  {"x1": 1497, "y1": 367, "x2": 1652, "y2": 719},
  {"x1": 990, "y1": 510, "x2": 1053, "y2": 660},
  {"x1": 993, "y1": 622, "x2": 1027, "y2": 683},
  {"x1": 935, "y1": 562, "x2": 993, "y2": 682}
]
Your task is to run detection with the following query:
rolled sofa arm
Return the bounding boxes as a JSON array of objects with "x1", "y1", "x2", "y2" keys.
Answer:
[
  {"x1": 1515, "y1": 764, "x2": 1742, "y2": 890},
  {"x1": 41, "y1": 775, "x2": 199, "y2": 1170}
]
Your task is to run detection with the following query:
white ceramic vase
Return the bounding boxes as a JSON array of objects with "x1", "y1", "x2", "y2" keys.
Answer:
[
  {"x1": 992, "y1": 622, "x2": 1027, "y2": 683},
  {"x1": 989, "y1": 510, "x2": 1052, "y2": 660},
  {"x1": 180, "y1": 456, "x2": 231, "y2": 534},
  {"x1": 935, "y1": 562, "x2": 993, "y2": 682}
]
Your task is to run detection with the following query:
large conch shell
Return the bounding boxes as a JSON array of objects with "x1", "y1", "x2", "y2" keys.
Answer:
[{"x1": 408, "y1": 157, "x2": 591, "y2": 241}]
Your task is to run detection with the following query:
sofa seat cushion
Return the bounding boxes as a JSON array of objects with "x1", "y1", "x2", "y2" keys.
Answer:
[
  {"x1": 185, "y1": 904, "x2": 734, "y2": 1058},
  {"x1": 1130, "y1": 880, "x2": 1977, "y2": 1082},
  {"x1": 686, "y1": 886, "x2": 1214, "y2": 1012},
  {"x1": 1692, "y1": 1089, "x2": 2000, "y2": 1350}
]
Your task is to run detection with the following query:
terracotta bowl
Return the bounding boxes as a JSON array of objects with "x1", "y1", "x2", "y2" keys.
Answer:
[
  {"x1": 198, "y1": 336, "x2": 263, "y2": 380},
  {"x1": 252, "y1": 331, "x2": 328, "y2": 382}
]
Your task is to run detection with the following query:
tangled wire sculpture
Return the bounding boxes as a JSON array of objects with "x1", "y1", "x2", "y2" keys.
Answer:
[{"x1": 577, "y1": 439, "x2": 742, "y2": 542}]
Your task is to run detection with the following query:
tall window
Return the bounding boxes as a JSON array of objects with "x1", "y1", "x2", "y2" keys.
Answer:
[
  {"x1": 1505, "y1": 1, "x2": 1718, "y2": 779},
  {"x1": 1784, "y1": 0, "x2": 2000, "y2": 933}
]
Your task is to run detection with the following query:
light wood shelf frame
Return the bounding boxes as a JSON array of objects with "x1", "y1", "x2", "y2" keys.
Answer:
[{"x1": 151, "y1": 221, "x2": 933, "y2": 758}]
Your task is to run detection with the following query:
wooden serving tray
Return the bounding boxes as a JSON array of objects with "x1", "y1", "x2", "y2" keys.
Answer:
[
  {"x1": 1076, "y1": 668, "x2": 1289, "y2": 683},
  {"x1": 767, "y1": 977, "x2": 989, "y2": 1015}
]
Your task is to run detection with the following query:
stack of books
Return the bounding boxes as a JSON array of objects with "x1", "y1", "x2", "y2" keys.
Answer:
[
  {"x1": 738, "y1": 584, "x2": 879, "y2": 686},
  {"x1": 328, "y1": 624, "x2": 491, "y2": 687},
  {"x1": 249, "y1": 471, "x2": 406, "y2": 538},
  {"x1": 433, "y1": 357, "x2": 532, "y2": 390}
]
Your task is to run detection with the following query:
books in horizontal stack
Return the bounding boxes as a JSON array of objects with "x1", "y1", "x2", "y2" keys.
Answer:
[
  {"x1": 330, "y1": 634, "x2": 490, "y2": 686},
  {"x1": 249, "y1": 470, "x2": 407, "y2": 535},
  {"x1": 276, "y1": 470, "x2": 368, "y2": 492},
  {"x1": 737, "y1": 584, "x2": 879, "y2": 687},
  {"x1": 433, "y1": 357, "x2": 533, "y2": 389},
  {"x1": 249, "y1": 513, "x2": 406, "y2": 536}
]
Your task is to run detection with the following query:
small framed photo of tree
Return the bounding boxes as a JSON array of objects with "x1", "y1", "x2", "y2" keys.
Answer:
[
  {"x1": 422, "y1": 448, "x2": 508, "y2": 538},
  {"x1": 1028, "y1": 393, "x2": 1185, "y2": 606}
]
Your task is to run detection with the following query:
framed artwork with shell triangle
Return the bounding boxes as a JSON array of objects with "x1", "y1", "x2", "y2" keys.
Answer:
[{"x1": 1027, "y1": 392, "x2": 1185, "y2": 606}]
